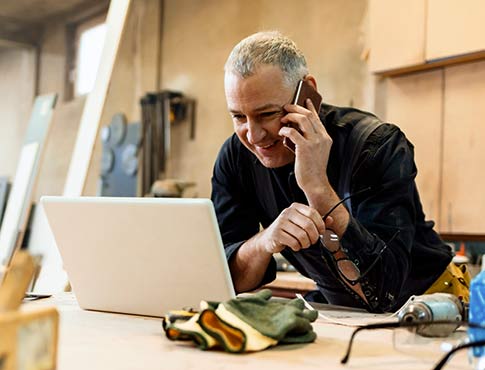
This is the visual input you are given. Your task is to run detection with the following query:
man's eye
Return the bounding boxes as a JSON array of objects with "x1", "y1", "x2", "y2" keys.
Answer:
[
  {"x1": 231, "y1": 114, "x2": 245, "y2": 122},
  {"x1": 260, "y1": 111, "x2": 279, "y2": 118}
]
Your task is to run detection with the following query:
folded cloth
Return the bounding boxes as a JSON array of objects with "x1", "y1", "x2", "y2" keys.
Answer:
[{"x1": 163, "y1": 289, "x2": 318, "y2": 353}]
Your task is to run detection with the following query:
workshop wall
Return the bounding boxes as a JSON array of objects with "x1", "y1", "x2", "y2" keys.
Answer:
[
  {"x1": 0, "y1": 0, "x2": 371, "y2": 200},
  {"x1": 161, "y1": 0, "x2": 371, "y2": 198}
]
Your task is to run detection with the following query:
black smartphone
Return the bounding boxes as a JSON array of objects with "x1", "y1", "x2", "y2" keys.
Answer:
[{"x1": 283, "y1": 80, "x2": 323, "y2": 153}]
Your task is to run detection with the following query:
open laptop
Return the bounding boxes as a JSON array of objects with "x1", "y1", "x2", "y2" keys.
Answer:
[{"x1": 40, "y1": 196, "x2": 235, "y2": 317}]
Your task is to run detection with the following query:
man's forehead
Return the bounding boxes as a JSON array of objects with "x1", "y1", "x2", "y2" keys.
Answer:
[
  {"x1": 228, "y1": 102, "x2": 282, "y2": 114},
  {"x1": 224, "y1": 68, "x2": 292, "y2": 112}
]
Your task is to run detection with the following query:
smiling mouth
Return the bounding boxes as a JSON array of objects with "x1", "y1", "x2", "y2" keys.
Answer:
[{"x1": 257, "y1": 140, "x2": 279, "y2": 150}]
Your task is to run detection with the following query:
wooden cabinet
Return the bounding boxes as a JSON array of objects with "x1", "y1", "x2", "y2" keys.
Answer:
[
  {"x1": 426, "y1": 0, "x2": 485, "y2": 60},
  {"x1": 385, "y1": 69, "x2": 443, "y2": 228},
  {"x1": 369, "y1": 0, "x2": 485, "y2": 73},
  {"x1": 383, "y1": 61, "x2": 485, "y2": 234},
  {"x1": 368, "y1": 0, "x2": 426, "y2": 72},
  {"x1": 441, "y1": 60, "x2": 485, "y2": 234}
]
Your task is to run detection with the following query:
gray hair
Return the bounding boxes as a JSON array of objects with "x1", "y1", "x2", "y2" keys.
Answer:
[{"x1": 224, "y1": 31, "x2": 308, "y2": 87}]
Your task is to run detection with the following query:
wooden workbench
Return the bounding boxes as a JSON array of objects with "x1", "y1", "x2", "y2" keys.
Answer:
[
  {"x1": 24, "y1": 293, "x2": 473, "y2": 370},
  {"x1": 264, "y1": 271, "x2": 317, "y2": 298}
]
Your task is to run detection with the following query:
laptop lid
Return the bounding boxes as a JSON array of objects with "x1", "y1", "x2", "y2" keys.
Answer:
[{"x1": 40, "y1": 196, "x2": 235, "y2": 317}]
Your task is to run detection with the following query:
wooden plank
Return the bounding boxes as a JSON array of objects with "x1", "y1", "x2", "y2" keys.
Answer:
[
  {"x1": 63, "y1": 0, "x2": 131, "y2": 196},
  {"x1": 441, "y1": 60, "x2": 485, "y2": 233},
  {"x1": 384, "y1": 69, "x2": 443, "y2": 229},
  {"x1": 368, "y1": 0, "x2": 426, "y2": 73},
  {"x1": 426, "y1": 0, "x2": 485, "y2": 61}
]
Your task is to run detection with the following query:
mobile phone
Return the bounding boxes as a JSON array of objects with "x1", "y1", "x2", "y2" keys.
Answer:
[{"x1": 283, "y1": 80, "x2": 323, "y2": 153}]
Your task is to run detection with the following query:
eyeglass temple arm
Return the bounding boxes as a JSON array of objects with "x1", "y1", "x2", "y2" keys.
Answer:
[
  {"x1": 322, "y1": 186, "x2": 372, "y2": 222},
  {"x1": 433, "y1": 339, "x2": 485, "y2": 370},
  {"x1": 340, "y1": 321, "x2": 402, "y2": 364},
  {"x1": 432, "y1": 321, "x2": 485, "y2": 370},
  {"x1": 341, "y1": 320, "x2": 469, "y2": 365}
]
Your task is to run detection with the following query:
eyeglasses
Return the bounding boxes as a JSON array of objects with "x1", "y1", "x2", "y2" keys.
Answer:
[
  {"x1": 319, "y1": 229, "x2": 400, "y2": 286},
  {"x1": 340, "y1": 320, "x2": 485, "y2": 370},
  {"x1": 318, "y1": 187, "x2": 400, "y2": 286}
]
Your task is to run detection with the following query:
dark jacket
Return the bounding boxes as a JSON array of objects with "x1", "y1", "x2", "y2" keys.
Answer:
[{"x1": 211, "y1": 103, "x2": 452, "y2": 312}]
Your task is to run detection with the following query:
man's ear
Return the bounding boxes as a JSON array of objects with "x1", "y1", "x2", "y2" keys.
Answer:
[{"x1": 303, "y1": 75, "x2": 318, "y2": 91}]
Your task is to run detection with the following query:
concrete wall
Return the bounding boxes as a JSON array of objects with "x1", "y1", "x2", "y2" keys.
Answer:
[{"x1": 161, "y1": 0, "x2": 371, "y2": 198}]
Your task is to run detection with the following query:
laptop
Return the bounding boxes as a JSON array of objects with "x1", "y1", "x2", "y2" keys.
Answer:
[{"x1": 40, "y1": 196, "x2": 236, "y2": 317}]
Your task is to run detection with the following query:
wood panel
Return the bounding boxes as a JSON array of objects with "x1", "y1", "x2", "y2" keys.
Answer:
[
  {"x1": 427, "y1": 0, "x2": 485, "y2": 61},
  {"x1": 385, "y1": 69, "x2": 443, "y2": 228},
  {"x1": 441, "y1": 60, "x2": 485, "y2": 233},
  {"x1": 368, "y1": 0, "x2": 426, "y2": 73}
]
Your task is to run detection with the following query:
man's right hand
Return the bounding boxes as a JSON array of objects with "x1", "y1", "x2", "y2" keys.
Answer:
[
  {"x1": 230, "y1": 203, "x2": 330, "y2": 293},
  {"x1": 255, "y1": 203, "x2": 328, "y2": 254}
]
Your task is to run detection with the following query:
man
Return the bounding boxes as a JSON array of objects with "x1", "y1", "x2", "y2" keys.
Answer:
[{"x1": 211, "y1": 31, "x2": 459, "y2": 312}]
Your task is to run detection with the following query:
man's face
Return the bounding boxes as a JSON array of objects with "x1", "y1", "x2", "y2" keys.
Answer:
[{"x1": 225, "y1": 65, "x2": 296, "y2": 168}]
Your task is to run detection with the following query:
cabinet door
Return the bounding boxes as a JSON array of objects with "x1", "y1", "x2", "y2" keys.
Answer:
[
  {"x1": 427, "y1": 0, "x2": 485, "y2": 60},
  {"x1": 441, "y1": 60, "x2": 485, "y2": 234},
  {"x1": 369, "y1": 0, "x2": 426, "y2": 72},
  {"x1": 385, "y1": 69, "x2": 443, "y2": 228}
]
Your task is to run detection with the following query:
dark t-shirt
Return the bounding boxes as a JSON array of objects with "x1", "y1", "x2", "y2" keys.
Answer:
[{"x1": 211, "y1": 103, "x2": 452, "y2": 312}]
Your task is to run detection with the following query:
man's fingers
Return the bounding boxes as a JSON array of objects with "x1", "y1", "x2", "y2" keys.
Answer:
[
  {"x1": 281, "y1": 111, "x2": 317, "y2": 134},
  {"x1": 276, "y1": 230, "x2": 303, "y2": 252},
  {"x1": 290, "y1": 203, "x2": 326, "y2": 235},
  {"x1": 305, "y1": 98, "x2": 318, "y2": 115},
  {"x1": 279, "y1": 203, "x2": 326, "y2": 248},
  {"x1": 289, "y1": 216, "x2": 320, "y2": 246},
  {"x1": 284, "y1": 221, "x2": 312, "y2": 249},
  {"x1": 282, "y1": 101, "x2": 331, "y2": 143}
]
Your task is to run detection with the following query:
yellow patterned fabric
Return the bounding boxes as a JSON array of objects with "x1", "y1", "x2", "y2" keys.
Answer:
[{"x1": 424, "y1": 262, "x2": 471, "y2": 303}]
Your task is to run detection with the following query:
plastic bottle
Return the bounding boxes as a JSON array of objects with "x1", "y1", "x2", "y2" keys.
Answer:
[{"x1": 469, "y1": 270, "x2": 485, "y2": 365}]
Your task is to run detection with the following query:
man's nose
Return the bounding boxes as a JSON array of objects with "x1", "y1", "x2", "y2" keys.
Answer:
[{"x1": 246, "y1": 120, "x2": 266, "y2": 144}]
